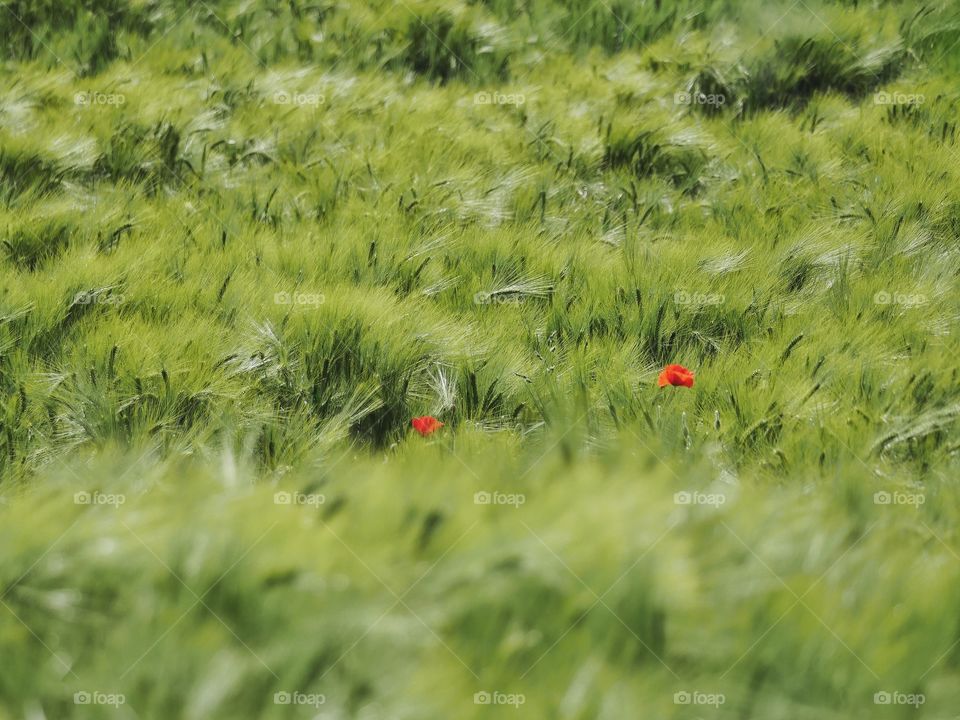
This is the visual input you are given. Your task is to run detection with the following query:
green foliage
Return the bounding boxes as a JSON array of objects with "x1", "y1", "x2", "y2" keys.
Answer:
[{"x1": 1, "y1": 0, "x2": 960, "y2": 717}]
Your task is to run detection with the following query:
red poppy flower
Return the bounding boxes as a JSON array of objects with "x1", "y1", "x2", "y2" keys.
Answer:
[
  {"x1": 411, "y1": 416, "x2": 444, "y2": 436},
  {"x1": 658, "y1": 364, "x2": 694, "y2": 388}
]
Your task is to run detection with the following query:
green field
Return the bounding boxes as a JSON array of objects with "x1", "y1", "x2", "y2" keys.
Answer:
[{"x1": 2, "y1": 0, "x2": 960, "y2": 717}]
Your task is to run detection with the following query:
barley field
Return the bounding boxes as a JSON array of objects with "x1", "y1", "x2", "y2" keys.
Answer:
[{"x1": 2, "y1": 1, "x2": 960, "y2": 718}]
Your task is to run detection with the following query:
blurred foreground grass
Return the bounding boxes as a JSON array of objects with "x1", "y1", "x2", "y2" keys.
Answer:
[{"x1": 3, "y1": 432, "x2": 960, "y2": 719}]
